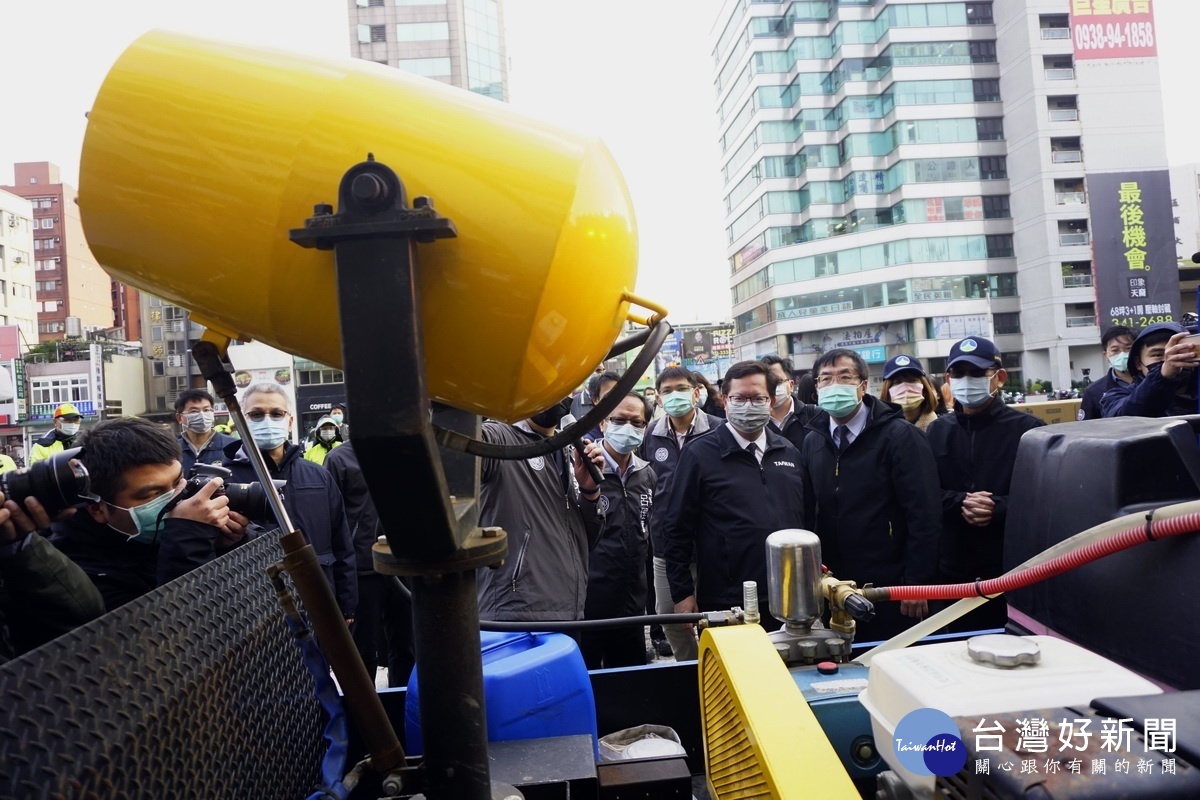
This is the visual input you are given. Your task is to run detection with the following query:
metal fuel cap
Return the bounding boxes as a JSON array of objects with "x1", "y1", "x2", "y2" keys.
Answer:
[{"x1": 967, "y1": 634, "x2": 1042, "y2": 668}]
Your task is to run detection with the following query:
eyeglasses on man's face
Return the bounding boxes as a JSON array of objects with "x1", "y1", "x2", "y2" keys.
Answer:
[
  {"x1": 606, "y1": 416, "x2": 647, "y2": 429},
  {"x1": 245, "y1": 409, "x2": 290, "y2": 422},
  {"x1": 814, "y1": 371, "x2": 863, "y2": 388},
  {"x1": 726, "y1": 395, "x2": 771, "y2": 408}
]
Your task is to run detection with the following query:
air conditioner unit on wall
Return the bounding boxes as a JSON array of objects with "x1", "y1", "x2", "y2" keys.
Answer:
[{"x1": 166, "y1": 355, "x2": 184, "y2": 368}]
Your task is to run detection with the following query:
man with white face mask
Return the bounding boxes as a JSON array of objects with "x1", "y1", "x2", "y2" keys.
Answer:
[
  {"x1": 659, "y1": 361, "x2": 804, "y2": 628},
  {"x1": 175, "y1": 389, "x2": 238, "y2": 473},
  {"x1": 30, "y1": 403, "x2": 85, "y2": 464},
  {"x1": 762, "y1": 354, "x2": 822, "y2": 451},
  {"x1": 926, "y1": 337, "x2": 1044, "y2": 631}
]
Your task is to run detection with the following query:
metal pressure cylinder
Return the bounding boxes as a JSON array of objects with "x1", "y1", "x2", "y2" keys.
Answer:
[{"x1": 765, "y1": 529, "x2": 823, "y2": 628}]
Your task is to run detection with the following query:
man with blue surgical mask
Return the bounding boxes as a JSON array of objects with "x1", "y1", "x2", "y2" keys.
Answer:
[
  {"x1": 175, "y1": 389, "x2": 238, "y2": 473},
  {"x1": 49, "y1": 417, "x2": 236, "y2": 611},
  {"x1": 660, "y1": 361, "x2": 804, "y2": 630},
  {"x1": 223, "y1": 382, "x2": 358, "y2": 625},
  {"x1": 1079, "y1": 326, "x2": 1133, "y2": 420},
  {"x1": 638, "y1": 366, "x2": 723, "y2": 661},
  {"x1": 926, "y1": 337, "x2": 1044, "y2": 631},
  {"x1": 574, "y1": 392, "x2": 658, "y2": 668},
  {"x1": 799, "y1": 349, "x2": 941, "y2": 642}
]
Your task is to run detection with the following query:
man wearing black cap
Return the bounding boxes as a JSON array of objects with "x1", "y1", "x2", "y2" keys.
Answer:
[
  {"x1": 1101, "y1": 322, "x2": 1198, "y2": 418},
  {"x1": 926, "y1": 337, "x2": 1045, "y2": 631}
]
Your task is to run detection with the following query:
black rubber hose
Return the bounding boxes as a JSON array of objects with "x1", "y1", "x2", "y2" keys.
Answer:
[
  {"x1": 479, "y1": 613, "x2": 706, "y2": 632},
  {"x1": 433, "y1": 317, "x2": 672, "y2": 460}
]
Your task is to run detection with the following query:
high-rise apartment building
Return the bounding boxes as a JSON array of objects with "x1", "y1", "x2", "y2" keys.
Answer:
[
  {"x1": 0, "y1": 190, "x2": 40, "y2": 346},
  {"x1": 716, "y1": 0, "x2": 1176, "y2": 392},
  {"x1": 347, "y1": 0, "x2": 509, "y2": 101},
  {"x1": 2, "y1": 163, "x2": 118, "y2": 342}
]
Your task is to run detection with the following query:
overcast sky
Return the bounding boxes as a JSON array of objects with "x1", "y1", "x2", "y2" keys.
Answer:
[{"x1": 2, "y1": 1, "x2": 1199, "y2": 325}]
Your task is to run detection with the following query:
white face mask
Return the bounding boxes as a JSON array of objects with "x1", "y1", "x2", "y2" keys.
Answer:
[{"x1": 60, "y1": 421, "x2": 81, "y2": 437}]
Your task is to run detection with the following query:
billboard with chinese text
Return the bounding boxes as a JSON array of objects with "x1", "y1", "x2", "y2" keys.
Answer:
[
  {"x1": 1071, "y1": 0, "x2": 1156, "y2": 61},
  {"x1": 1088, "y1": 170, "x2": 1180, "y2": 331}
]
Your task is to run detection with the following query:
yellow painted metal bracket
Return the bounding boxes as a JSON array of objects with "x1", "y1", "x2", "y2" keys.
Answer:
[{"x1": 699, "y1": 625, "x2": 858, "y2": 799}]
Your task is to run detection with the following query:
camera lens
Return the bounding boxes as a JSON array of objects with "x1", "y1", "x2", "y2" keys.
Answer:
[{"x1": 0, "y1": 446, "x2": 91, "y2": 516}]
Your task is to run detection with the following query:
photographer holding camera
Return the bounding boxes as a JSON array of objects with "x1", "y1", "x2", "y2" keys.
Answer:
[
  {"x1": 1, "y1": 493, "x2": 104, "y2": 663},
  {"x1": 49, "y1": 417, "x2": 247, "y2": 611}
]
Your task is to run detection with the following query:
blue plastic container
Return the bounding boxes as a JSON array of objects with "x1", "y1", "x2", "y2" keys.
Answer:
[{"x1": 404, "y1": 631, "x2": 597, "y2": 756}]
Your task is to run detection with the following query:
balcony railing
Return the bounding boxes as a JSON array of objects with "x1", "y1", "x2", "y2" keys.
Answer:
[
  {"x1": 1052, "y1": 150, "x2": 1083, "y2": 163},
  {"x1": 1045, "y1": 68, "x2": 1076, "y2": 80},
  {"x1": 1041, "y1": 28, "x2": 1071, "y2": 39},
  {"x1": 1062, "y1": 274, "x2": 1094, "y2": 288},
  {"x1": 29, "y1": 400, "x2": 97, "y2": 421},
  {"x1": 1059, "y1": 232, "x2": 1090, "y2": 246},
  {"x1": 1065, "y1": 316, "x2": 1098, "y2": 328},
  {"x1": 1056, "y1": 191, "x2": 1087, "y2": 205},
  {"x1": 1049, "y1": 108, "x2": 1080, "y2": 121}
]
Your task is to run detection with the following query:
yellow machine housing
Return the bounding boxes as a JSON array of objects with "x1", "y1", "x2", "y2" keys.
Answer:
[
  {"x1": 699, "y1": 626, "x2": 858, "y2": 799},
  {"x1": 79, "y1": 30, "x2": 649, "y2": 422}
]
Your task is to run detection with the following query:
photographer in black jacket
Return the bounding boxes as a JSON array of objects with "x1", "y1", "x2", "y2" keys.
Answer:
[{"x1": 50, "y1": 417, "x2": 242, "y2": 611}]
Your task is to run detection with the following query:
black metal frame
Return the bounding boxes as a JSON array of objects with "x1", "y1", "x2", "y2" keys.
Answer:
[{"x1": 290, "y1": 157, "x2": 499, "y2": 799}]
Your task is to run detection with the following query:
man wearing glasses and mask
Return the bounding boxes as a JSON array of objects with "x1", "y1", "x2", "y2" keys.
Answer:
[
  {"x1": 799, "y1": 349, "x2": 940, "y2": 642},
  {"x1": 659, "y1": 361, "x2": 804, "y2": 629},
  {"x1": 223, "y1": 382, "x2": 357, "y2": 625}
]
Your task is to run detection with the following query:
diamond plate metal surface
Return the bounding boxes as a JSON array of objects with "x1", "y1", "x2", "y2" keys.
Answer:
[{"x1": 0, "y1": 534, "x2": 327, "y2": 800}]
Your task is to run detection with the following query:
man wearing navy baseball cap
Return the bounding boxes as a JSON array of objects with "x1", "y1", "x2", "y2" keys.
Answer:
[
  {"x1": 1101, "y1": 322, "x2": 1198, "y2": 418},
  {"x1": 926, "y1": 336, "x2": 1044, "y2": 631}
]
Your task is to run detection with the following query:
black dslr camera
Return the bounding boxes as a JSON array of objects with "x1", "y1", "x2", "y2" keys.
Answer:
[
  {"x1": 0, "y1": 447, "x2": 93, "y2": 516},
  {"x1": 173, "y1": 463, "x2": 285, "y2": 524}
]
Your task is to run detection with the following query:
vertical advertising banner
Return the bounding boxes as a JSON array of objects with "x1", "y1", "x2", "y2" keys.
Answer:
[
  {"x1": 1071, "y1": 0, "x2": 1156, "y2": 61},
  {"x1": 1088, "y1": 170, "x2": 1181, "y2": 332}
]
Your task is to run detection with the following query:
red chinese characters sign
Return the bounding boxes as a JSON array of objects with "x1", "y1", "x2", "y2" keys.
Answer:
[{"x1": 1071, "y1": 0, "x2": 1157, "y2": 61}]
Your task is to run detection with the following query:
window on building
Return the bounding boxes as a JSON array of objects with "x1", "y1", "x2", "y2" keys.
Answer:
[
  {"x1": 966, "y1": 3, "x2": 994, "y2": 25},
  {"x1": 1048, "y1": 95, "x2": 1080, "y2": 121},
  {"x1": 151, "y1": 325, "x2": 163, "y2": 342},
  {"x1": 31, "y1": 376, "x2": 90, "y2": 405},
  {"x1": 357, "y1": 24, "x2": 387, "y2": 43},
  {"x1": 168, "y1": 377, "x2": 189, "y2": 397},
  {"x1": 153, "y1": 361, "x2": 165, "y2": 376},
  {"x1": 298, "y1": 367, "x2": 346, "y2": 386},
  {"x1": 43, "y1": 300, "x2": 58, "y2": 313},
  {"x1": 969, "y1": 41, "x2": 997, "y2": 63},
  {"x1": 396, "y1": 22, "x2": 450, "y2": 41},
  {"x1": 163, "y1": 305, "x2": 186, "y2": 320},
  {"x1": 150, "y1": 296, "x2": 162, "y2": 307},
  {"x1": 979, "y1": 156, "x2": 1007, "y2": 179},
  {"x1": 398, "y1": 57, "x2": 453, "y2": 78},
  {"x1": 355, "y1": 0, "x2": 385, "y2": 6},
  {"x1": 39, "y1": 218, "x2": 55, "y2": 229},
  {"x1": 1039, "y1": 14, "x2": 1070, "y2": 38},
  {"x1": 982, "y1": 195, "x2": 1011, "y2": 219},
  {"x1": 976, "y1": 117, "x2": 1004, "y2": 141},
  {"x1": 396, "y1": 0, "x2": 447, "y2": 4},
  {"x1": 973, "y1": 79, "x2": 1001, "y2": 102},
  {"x1": 167, "y1": 339, "x2": 188, "y2": 356},
  {"x1": 986, "y1": 234, "x2": 1015, "y2": 258}
]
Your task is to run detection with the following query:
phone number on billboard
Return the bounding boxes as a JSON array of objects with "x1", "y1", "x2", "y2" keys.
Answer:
[
  {"x1": 1110, "y1": 315, "x2": 1173, "y2": 329},
  {"x1": 1075, "y1": 22, "x2": 1155, "y2": 50}
]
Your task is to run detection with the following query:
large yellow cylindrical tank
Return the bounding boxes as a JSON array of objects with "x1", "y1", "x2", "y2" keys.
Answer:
[{"x1": 79, "y1": 30, "x2": 653, "y2": 422}]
